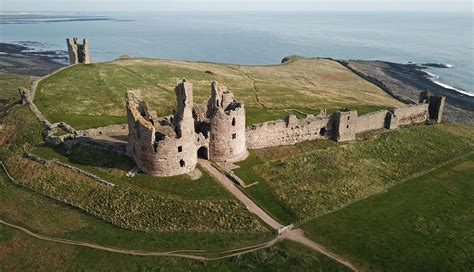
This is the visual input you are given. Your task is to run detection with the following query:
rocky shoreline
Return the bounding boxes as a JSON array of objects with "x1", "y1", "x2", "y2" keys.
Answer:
[
  {"x1": 339, "y1": 60, "x2": 474, "y2": 125},
  {"x1": 0, "y1": 42, "x2": 67, "y2": 76}
]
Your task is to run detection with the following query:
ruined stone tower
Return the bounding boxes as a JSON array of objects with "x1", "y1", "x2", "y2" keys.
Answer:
[
  {"x1": 66, "y1": 38, "x2": 91, "y2": 65},
  {"x1": 207, "y1": 81, "x2": 247, "y2": 162},
  {"x1": 419, "y1": 90, "x2": 446, "y2": 124},
  {"x1": 332, "y1": 110, "x2": 358, "y2": 142},
  {"x1": 125, "y1": 80, "x2": 198, "y2": 177}
]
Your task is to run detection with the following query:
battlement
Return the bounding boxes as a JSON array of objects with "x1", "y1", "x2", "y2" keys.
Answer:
[{"x1": 66, "y1": 38, "x2": 91, "y2": 65}]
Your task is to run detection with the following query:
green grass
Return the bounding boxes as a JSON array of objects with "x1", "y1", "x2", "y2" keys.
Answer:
[
  {"x1": 302, "y1": 154, "x2": 474, "y2": 271},
  {"x1": 0, "y1": 105, "x2": 43, "y2": 158},
  {"x1": 46, "y1": 112, "x2": 127, "y2": 130},
  {"x1": 0, "y1": 220, "x2": 349, "y2": 271},
  {"x1": 31, "y1": 144, "x2": 232, "y2": 200},
  {"x1": 34, "y1": 57, "x2": 402, "y2": 129},
  {"x1": 0, "y1": 157, "x2": 271, "y2": 254},
  {"x1": 234, "y1": 151, "x2": 298, "y2": 225},
  {"x1": 233, "y1": 140, "x2": 337, "y2": 225},
  {"x1": 0, "y1": 72, "x2": 33, "y2": 108},
  {"x1": 0, "y1": 151, "x2": 347, "y2": 271},
  {"x1": 255, "y1": 124, "x2": 474, "y2": 221}
]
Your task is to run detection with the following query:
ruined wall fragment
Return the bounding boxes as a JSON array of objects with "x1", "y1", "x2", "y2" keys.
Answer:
[{"x1": 66, "y1": 38, "x2": 91, "y2": 65}]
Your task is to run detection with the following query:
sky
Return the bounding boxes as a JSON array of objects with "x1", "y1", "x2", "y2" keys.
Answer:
[{"x1": 0, "y1": 0, "x2": 472, "y2": 12}]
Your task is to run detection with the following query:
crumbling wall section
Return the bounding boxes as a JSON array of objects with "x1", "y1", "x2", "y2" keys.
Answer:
[
  {"x1": 392, "y1": 104, "x2": 428, "y2": 126},
  {"x1": 354, "y1": 110, "x2": 389, "y2": 133},
  {"x1": 246, "y1": 115, "x2": 331, "y2": 149}
]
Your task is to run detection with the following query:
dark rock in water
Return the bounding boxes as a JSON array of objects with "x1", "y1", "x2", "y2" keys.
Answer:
[{"x1": 422, "y1": 63, "x2": 452, "y2": 68}]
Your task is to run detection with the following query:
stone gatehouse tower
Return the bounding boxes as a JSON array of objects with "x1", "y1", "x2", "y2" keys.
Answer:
[
  {"x1": 66, "y1": 38, "x2": 91, "y2": 65},
  {"x1": 208, "y1": 82, "x2": 247, "y2": 162},
  {"x1": 126, "y1": 80, "x2": 247, "y2": 177}
]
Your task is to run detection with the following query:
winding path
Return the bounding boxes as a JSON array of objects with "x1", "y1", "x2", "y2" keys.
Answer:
[
  {"x1": 0, "y1": 219, "x2": 280, "y2": 260},
  {"x1": 198, "y1": 159, "x2": 358, "y2": 271}
]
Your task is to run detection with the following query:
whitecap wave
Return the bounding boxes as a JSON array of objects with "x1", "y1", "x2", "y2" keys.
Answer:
[
  {"x1": 432, "y1": 80, "x2": 474, "y2": 97},
  {"x1": 424, "y1": 70, "x2": 474, "y2": 97}
]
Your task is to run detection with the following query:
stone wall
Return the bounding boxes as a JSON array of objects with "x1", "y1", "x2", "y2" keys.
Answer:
[
  {"x1": 333, "y1": 110, "x2": 358, "y2": 142},
  {"x1": 354, "y1": 110, "x2": 389, "y2": 134},
  {"x1": 76, "y1": 124, "x2": 128, "y2": 138},
  {"x1": 246, "y1": 115, "x2": 331, "y2": 149},
  {"x1": 393, "y1": 104, "x2": 429, "y2": 126}
]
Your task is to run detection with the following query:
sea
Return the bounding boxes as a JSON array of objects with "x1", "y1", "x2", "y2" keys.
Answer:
[{"x1": 0, "y1": 11, "x2": 473, "y2": 96}]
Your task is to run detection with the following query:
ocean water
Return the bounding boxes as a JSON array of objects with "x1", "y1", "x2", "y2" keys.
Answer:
[{"x1": 1, "y1": 11, "x2": 473, "y2": 95}]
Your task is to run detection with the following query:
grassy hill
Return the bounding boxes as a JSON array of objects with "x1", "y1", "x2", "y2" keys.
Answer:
[
  {"x1": 35, "y1": 57, "x2": 402, "y2": 129},
  {"x1": 302, "y1": 154, "x2": 474, "y2": 271}
]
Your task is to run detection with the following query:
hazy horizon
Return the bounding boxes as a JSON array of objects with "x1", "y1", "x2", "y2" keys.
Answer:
[{"x1": 1, "y1": 0, "x2": 472, "y2": 13}]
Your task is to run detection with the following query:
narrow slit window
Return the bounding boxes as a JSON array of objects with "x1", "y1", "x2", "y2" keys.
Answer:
[
  {"x1": 346, "y1": 125, "x2": 349, "y2": 129},
  {"x1": 180, "y1": 160, "x2": 185, "y2": 167},
  {"x1": 232, "y1": 118, "x2": 236, "y2": 126},
  {"x1": 232, "y1": 133, "x2": 237, "y2": 139},
  {"x1": 178, "y1": 146, "x2": 183, "y2": 152}
]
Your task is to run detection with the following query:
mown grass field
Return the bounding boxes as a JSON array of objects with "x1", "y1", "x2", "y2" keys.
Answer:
[
  {"x1": 35, "y1": 57, "x2": 402, "y2": 129},
  {"x1": 302, "y1": 153, "x2": 474, "y2": 271}
]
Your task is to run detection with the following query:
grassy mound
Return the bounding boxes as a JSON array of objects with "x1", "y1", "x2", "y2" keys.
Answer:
[
  {"x1": 302, "y1": 154, "x2": 474, "y2": 271},
  {"x1": 238, "y1": 124, "x2": 474, "y2": 221},
  {"x1": 35, "y1": 57, "x2": 402, "y2": 129}
]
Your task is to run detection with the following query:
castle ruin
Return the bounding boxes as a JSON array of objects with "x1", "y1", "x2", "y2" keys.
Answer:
[
  {"x1": 66, "y1": 38, "x2": 91, "y2": 65},
  {"x1": 126, "y1": 80, "x2": 445, "y2": 177},
  {"x1": 126, "y1": 80, "x2": 247, "y2": 177}
]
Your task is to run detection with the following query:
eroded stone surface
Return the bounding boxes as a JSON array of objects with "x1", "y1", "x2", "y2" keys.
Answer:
[{"x1": 66, "y1": 38, "x2": 91, "y2": 65}]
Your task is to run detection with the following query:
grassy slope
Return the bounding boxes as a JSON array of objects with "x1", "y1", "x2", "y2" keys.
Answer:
[
  {"x1": 0, "y1": 72, "x2": 33, "y2": 108},
  {"x1": 34, "y1": 57, "x2": 402, "y2": 129},
  {"x1": 31, "y1": 144, "x2": 232, "y2": 200},
  {"x1": 1, "y1": 105, "x2": 267, "y2": 234},
  {"x1": 0, "y1": 165, "x2": 349, "y2": 271},
  {"x1": 302, "y1": 154, "x2": 474, "y2": 271},
  {"x1": 230, "y1": 124, "x2": 474, "y2": 226}
]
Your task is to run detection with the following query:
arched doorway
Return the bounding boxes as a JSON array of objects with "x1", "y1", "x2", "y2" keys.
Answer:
[{"x1": 197, "y1": 146, "x2": 209, "y2": 160}]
